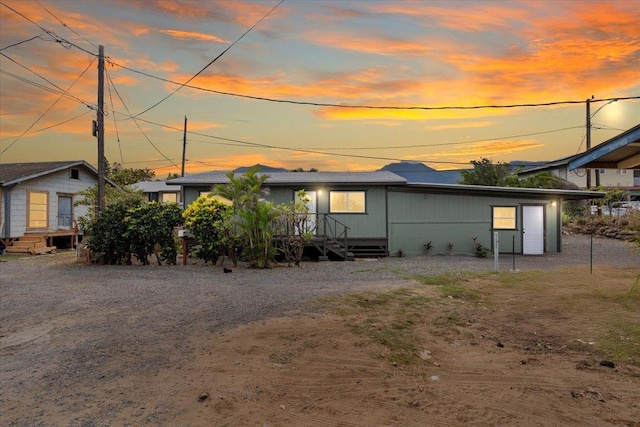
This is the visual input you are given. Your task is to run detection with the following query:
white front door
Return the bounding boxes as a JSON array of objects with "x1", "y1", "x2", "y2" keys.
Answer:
[
  {"x1": 295, "y1": 190, "x2": 317, "y2": 235},
  {"x1": 522, "y1": 205, "x2": 544, "y2": 255}
]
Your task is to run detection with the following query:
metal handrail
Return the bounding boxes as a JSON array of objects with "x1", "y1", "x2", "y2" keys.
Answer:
[{"x1": 315, "y1": 214, "x2": 350, "y2": 258}]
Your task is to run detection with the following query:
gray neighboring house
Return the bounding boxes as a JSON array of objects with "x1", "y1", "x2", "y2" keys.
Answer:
[
  {"x1": 170, "y1": 170, "x2": 603, "y2": 259},
  {"x1": 132, "y1": 180, "x2": 182, "y2": 206},
  {"x1": 0, "y1": 160, "x2": 108, "y2": 254}
]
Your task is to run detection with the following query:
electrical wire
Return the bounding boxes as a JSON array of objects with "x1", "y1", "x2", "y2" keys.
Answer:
[
  {"x1": 0, "y1": 52, "x2": 95, "y2": 108},
  {"x1": 1, "y1": 57, "x2": 95, "y2": 155},
  {"x1": 107, "y1": 76, "x2": 180, "y2": 170},
  {"x1": 0, "y1": 110, "x2": 91, "y2": 142},
  {"x1": 0, "y1": 1, "x2": 97, "y2": 56},
  {"x1": 0, "y1": 34, "x2": 43, "y2": 51},
  {"x1": 34, "y1": 0, "x2": 99, "y2": 49},
  {"x1": 111, "y1": 112, "x2": 473, "y2": 166},
  {"x1": 105, "y1": 69, "x2": 124, "y2": 164},
  {"x1": 132, "y1": 0, "x2": 284, "y2": 118},
  {"x1": 108, "y1": 59, "x2": 640, "y2": 112}
]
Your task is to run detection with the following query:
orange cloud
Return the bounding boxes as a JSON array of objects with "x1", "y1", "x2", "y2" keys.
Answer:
[
  {"x1": 158, "y1": 29, "x2": 228, "y2": 43},
  {"x1": 429, "y1": 139, "x2": 545, "y2": 160}
]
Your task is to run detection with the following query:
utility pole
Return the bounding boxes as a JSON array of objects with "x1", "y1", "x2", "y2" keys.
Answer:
[
  {"x1": 97, "y1": 45, "x2": 105, "y2": 214},
  {"x1": 181, "y1": 115, "x2": 187, "y2": 177},
  {"x1": 585, "y1": 97, "x2": 592, "y2": 189}
]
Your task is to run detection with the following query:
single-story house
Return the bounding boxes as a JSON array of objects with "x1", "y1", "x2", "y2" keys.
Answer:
[
  {"x1": 132, "y1": 180, "x2": 182, "y2": 206},
  {"x1": 0, "y1": 160, "x2": 109, "y2": 253},
  {"x1": 169, "y1": 170, "x2": 603, "y2": 259}
]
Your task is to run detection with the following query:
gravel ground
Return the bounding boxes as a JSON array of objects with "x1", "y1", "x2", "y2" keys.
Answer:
[{"x1": 1, "y1": 234, "x2": 637, "y2": 337}]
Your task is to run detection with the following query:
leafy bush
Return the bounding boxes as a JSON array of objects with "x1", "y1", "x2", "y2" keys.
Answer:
[
  {"x1": 79, "y1": 198, "x2": 184, "y2": 265},
  {"x1": 183, "y1": 196, "x2": 235, "y2": 265}
]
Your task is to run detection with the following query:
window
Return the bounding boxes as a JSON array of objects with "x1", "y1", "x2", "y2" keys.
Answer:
[
  {"x1": 70, "y1": 168, "x2": 80, "y2": 180},
  {"x1": 598, "y1": 169, "x2": 606, "y2": 174},
  {"x1": 329, "y1": 191, "x2": 365, "y2": 213},
  {"x1": 492, "y1": 206, "x2": 516, "y2": 230},
  {"x1": 161, "y1": 192, "x2": 178, "y2": 204},
  {"x1": 28, "y1": 190, "x2": 48, "y2": 229}
]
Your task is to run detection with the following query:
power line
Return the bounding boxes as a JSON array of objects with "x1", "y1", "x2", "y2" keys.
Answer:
[
  {"x1": 34, "y1": 0, "x2": 99, "y2": 49},
  {"x1": 0, "y1": 34, "x2": 43, "y2": 51},
  {"x1": 107, "y1": 75, "x2": 180, "y2": 170},
  {"x1": 115, "y1": 113, "x2": 473, "y2": 166},
  {"x1": 132, "y1": 0, "x2": 284, "y2": 118},
  {"x1": 0, "y1": 1, "x2": 97, "y2": 56},
  {"x1": 0, "y1": 52, "x2": 95, "y2": 108},
  {"x1": 0, "y1": 110, "x2": 91, "y2": 142},
  {"x1": 1, "y1": 57, "x2": 95, "y2": 155},
  {"x1": 105, "y1": 69, "x2": 124, "y2": 164},
  {"x1": 302, "y1": 126, "x2": 585, "y2": 151},
  {"x1": 107, "y1": 59, "x2": 640, "y2": 112}
]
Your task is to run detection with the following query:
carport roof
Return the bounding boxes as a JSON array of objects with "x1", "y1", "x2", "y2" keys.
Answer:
[{"x1": 569, "y1": 123, "x2": 640, "y2": 170}]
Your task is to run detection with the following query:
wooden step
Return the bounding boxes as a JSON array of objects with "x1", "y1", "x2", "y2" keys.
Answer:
[
  {"x1": 6, "y1": 245, "x2": 56, "y2": 255},
  {"x1": 20, "y1": 236, "x2": 46, "y2": 243}
]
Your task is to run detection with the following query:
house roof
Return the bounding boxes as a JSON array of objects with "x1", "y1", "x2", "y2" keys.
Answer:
[
  {"x1": 518, "y1": 154, "x2": 576, "y2": 175},
  {"x1": 568, "y1": 123, "x2": 640, "y2": 170},
  {"x1": 0, "y1": 160, "x2": 113, "y2": 186},
  {"x1": 169, "y1": 170, "x2": 407, "y2": 186},
  {"x1": 402, "y1": 182, "x2": 604, "y2": 200},
  {"x1": 132, "y1": 180, "x2": 181, "y2": 192}
]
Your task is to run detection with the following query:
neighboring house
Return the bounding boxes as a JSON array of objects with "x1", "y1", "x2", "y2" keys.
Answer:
[
  {"x1": 0, "y1": 160, "x2": 106, "y2": 254},
  {"x1": 170, "y1": 170, "x2": 602, "y2": 259},
  {"x1": 132, "y1": 180, "x2": 182, "y2": 206},
  {"x1": 519, "y1": 124, "x2": 640, "y2": 200}
]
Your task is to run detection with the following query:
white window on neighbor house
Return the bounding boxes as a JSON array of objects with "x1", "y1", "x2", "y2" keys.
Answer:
[
  {"x1": 161, "y1": 192, "x2": 178, "y2": 204},
  {"x1": 616, "y1": 170, "x2": 628, "y2": 174},
  {"x1": 329, "y1": 191, "x2": 366, "y2": 213},
  {"x1": 598, "y1": 169, "x2": 606, "y2": 174},
  {"x1": 28, "y1": 190, "x2": 48, "y2": 229},
  {"x1": 492, "y1": 206, "x2": 517, "y2": 230}
]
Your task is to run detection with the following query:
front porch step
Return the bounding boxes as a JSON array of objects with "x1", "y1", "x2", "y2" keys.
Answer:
[{"x1": 6, "y1": 235, "x2": 56, "y2": 255}]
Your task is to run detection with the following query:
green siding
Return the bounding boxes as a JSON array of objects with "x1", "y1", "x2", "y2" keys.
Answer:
[{"x1": 388, "y1": 190, "x2": 560, "y2": 256}]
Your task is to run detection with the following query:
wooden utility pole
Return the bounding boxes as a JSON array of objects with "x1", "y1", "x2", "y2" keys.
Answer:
[
  {"x1": 585, "y1": 97, "x2": 591, "y2": 189},
  {"x1": 181, "y1": 115, "x2": 187, "y2": 177},
  {"x1": 97, "y1": 45, "x2": 106, "y2": 213}
]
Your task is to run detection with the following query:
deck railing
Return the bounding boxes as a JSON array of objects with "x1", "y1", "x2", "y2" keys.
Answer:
[{"x1": 315, "y1": 214, "x2": 350, "y2": 259}]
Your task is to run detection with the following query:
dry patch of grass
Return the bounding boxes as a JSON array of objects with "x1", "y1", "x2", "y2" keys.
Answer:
[{"x1": 324, "y1": 265, "x2": 640, "y2": 367}]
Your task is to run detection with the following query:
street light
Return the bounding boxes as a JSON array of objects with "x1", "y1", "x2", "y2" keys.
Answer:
[{"x1": 585, "y1": 97, "x2": 618, "y2": 188}]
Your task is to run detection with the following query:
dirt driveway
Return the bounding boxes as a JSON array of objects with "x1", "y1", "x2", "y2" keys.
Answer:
[{"x1": 1, "y1": 235, "x2": 639, "y2": 426}]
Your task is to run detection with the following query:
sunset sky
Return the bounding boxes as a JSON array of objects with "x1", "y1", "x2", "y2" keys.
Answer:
[{"x1": 1, "y1": 0, "x2": 639, "y2": 175}]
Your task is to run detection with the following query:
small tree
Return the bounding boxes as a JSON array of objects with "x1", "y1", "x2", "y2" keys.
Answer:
[
  {"x1": 274, "y1": 190, "x2": 314, "y2": 266},
  {"x1": 109, "y1": 162, "x2": 156, "y2": 186},
  {"x1": 214, "y1": 167, "x2": 280, "y2": 268},
  {"x1": 459, "y1": 158, "x2": 514, "y2": 186}
]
